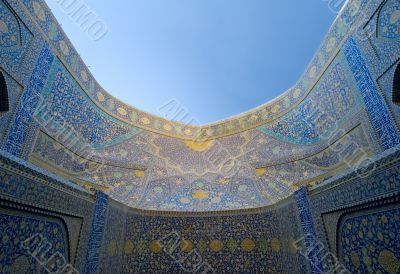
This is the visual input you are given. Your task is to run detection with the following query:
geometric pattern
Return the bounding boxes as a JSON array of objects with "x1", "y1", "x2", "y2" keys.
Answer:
[
  {"x1": 38, "y1": 59, "x2": 141, "y2": 148},
  {"x1": 0, "y1": 72, "x2": 23, "y2": 146},
  {"x1": 309, "y1": 143, "x2": 400, "y2": 273},
  {"x1": 0, "y1": 0, "x2": 398, "y2": 273},
  {"x1": 339, "y1": 206, "x2": 400, "y2": 274},
  {"x1": 84, "y1": 192, "x2": 109, "y2": 274},
  {"x1": 258, "y1": 55, "x2": 361, "y2": 144},
  {"x1": 0, "y1": 209, "x2": 69, "y2": 274},
  {"x1": 0, "y1": 0, "x2": 33, "y2": 73},
  {"x1": 378, "y1": 0, "x2": 400, "y2": 39},
  {"x1": 0, "y1": 1, "x2": 23, "y2": 51},
  {"x1": 343, "y1": 37, "x2": 400, "y2": 150},
  {"x1": 18, "y1": 0, "x2": 370, "y2": 139},
  {"x1": 294, "y1": 187, "x2": 323, "y2": 274},
  {"x1": 1, "y1": 0, "x2": 392, "y2": 214},
  {"x1": 3, "y1": 43, "x2": 54, "y2": 156},
  {"x1": 122, "y1": 199, "x2": 307, "y2": 273}
]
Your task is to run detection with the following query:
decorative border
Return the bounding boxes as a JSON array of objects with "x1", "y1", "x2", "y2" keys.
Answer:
[
  {"x1": 393, "y1": 63, "x2": 400, "y2": 104},
  {"x1": 0, "y1": 149, "x2": 92, "y2": 199},
  {"x1": 84, "y1": 192, "x2": 109, "y2": 274},
  {"x1": 2, "y1": 43, "x2": 54, "y2": 156},
  {"x1": 0, "y1": 148, "x2": 97, "y2": 271},
  {"x1": 343, "y1": 36, "x2": 400, "y2": 150},
  {"x1": 0, "y1": 69, "x2": 25, "y2": 147},
  {"x1": 294, "y1": 187, "x2": 323, "y2": 274},
  {"x1": 336, "y1": 197, "x2": 400, "y2": 256},
  {"x1": 18, "y1": 0, "x2": 371, "y2": 139},
  {"x1": 40, "y1": 58, "x2": 142, "y2": 149},
  {"x1": 0, "y1": 199, "x2": 75, "y2": 262},
  {"x1": 320, "y1": 194, "x2": 400, "y2": 258}
]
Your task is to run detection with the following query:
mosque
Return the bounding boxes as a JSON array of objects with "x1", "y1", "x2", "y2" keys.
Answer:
[{"x1": 0, "y1": 0, "x2": 400, "y2": 273}]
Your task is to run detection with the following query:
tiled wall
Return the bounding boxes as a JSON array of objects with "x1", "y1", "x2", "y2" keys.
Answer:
[
  {"x1": 1, "y1": 0, "x2": 399, "y2": 212},
  {"x1": 0, "y1": 0, "x2": 399, "y2": 272}
]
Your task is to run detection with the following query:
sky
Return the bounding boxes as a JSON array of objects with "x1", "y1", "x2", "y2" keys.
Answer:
[{"x1": 44, "y1": 0, "x2": 343, "y2": 125}]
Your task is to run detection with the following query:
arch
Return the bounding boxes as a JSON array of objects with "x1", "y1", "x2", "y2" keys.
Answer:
[
  {"x1": 393, "y1": 63, "x2": 400, "y2": 106},
  {"x1": 0, "y1": 71, "x2": 9, "y2": 112}
]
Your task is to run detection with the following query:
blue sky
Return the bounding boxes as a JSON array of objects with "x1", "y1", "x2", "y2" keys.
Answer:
[{"x1": 45, "y1": 0, "x2": 343, "y2": 125}]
